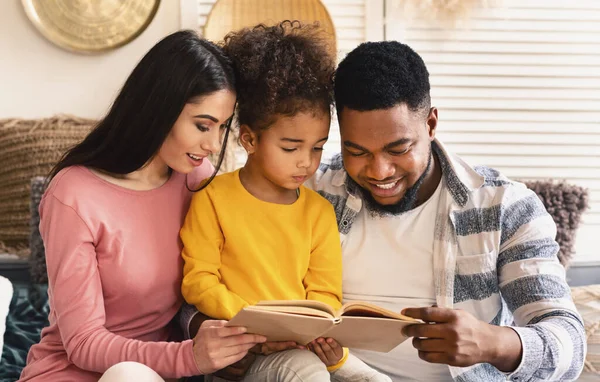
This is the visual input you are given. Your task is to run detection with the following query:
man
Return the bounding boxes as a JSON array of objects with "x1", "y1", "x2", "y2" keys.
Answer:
[{"x1": 184, "y1": 41, "x2": 585, "y2": 381}]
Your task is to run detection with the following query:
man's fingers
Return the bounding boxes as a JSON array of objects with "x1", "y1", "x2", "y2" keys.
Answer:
[
  {"x1": 401, "y1": 307, "x2": 456, "y2": 323},
  {"x1": 418, "y1": 350, "x2": 447, "y2": 364},
  {"x1": 403, "y1": 322, "x2": 448, "y2": 338},
  {"x1": 412, "y1": 337, "x2": 446, "y2": 352}
]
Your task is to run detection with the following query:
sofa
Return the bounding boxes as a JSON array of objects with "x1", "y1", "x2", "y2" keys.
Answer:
[{"x1": 0, "y1": 116, "x2": 598, "y2": 380}]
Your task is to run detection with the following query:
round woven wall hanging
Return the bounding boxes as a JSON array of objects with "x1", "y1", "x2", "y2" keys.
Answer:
[
  {"x1": 203, "y1": 0, "x2": 336, "y2": 57},
  {"x1": 21, "y1": 0, "x2": 160, "y2": 54}
]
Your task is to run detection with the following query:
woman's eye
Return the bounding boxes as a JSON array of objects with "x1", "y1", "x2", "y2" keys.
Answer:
[
  {"x1": 313, "y1": 147, "x2": 324, "y2": 152},
  {"x1": 282, "y1": 148, "x2": 296, "y2": 152},
  {"x1": 196, "y1": 124, "x2": 210, "y2": 132}
]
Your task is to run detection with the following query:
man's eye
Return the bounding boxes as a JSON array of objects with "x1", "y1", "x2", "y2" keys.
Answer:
[
  {"x1": 314, "y1": 147, "x2": 324, "y2": 152},
  {"x1": 282, "y1": 148, "x2": 296, "y2": 152},
  {"x1": 348, "y1": 151, "x2": 365, "y2": 157},
  {"x1": 196, "y1": 124, "x2": 209, "y2": 132},
  {"x1": 389, "y1": 148, "x2": 409, "y2": 156}
]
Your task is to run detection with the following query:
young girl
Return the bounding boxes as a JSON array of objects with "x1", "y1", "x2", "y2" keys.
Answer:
[{"x1": 181, "y1": 22, "x2": 391, "y2": 382}]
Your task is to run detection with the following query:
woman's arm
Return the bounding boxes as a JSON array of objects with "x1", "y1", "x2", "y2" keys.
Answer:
[{"x1": 40, "y1": 194, "x2": 201, "y2": 378}]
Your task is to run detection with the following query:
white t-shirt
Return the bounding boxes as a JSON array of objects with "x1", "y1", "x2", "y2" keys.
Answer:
[{"x1": 342, "y1": 180, "x2": 453, "y2": 381}]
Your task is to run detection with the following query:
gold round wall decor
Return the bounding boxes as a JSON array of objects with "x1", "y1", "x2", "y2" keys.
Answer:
[{"x1": 21, "y1": 0, "x2": 160, "y2": 54}]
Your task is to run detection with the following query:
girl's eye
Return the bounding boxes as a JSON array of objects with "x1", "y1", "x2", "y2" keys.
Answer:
[
  {"x1": 196, "y1": 124, "x2": 210, "y2": 132},
  {"x1": 282, "y1": 148, "x2": 296, "y2": 152}
]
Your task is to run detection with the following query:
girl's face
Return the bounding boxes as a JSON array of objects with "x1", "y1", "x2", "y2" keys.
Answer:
[
  {"x1": 242, "y1": 111, "x2": 331, "y2": 190},
  {"x1": 158, "y1": 89, "x2": 236, "y2": 174}
]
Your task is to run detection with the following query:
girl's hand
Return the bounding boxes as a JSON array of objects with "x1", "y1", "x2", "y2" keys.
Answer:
[
  {"x1": 307, "y1": 337, "x2": 344, "y2": 366},
  {"x1": 192, "y1": 320, "x2": 266, "y2": 374},
  {"x1": 250, "y1": 341, "x2": 298, "y2": 356}
]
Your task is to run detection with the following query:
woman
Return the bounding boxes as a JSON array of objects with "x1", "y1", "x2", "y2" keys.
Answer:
[{"x1": 18, "y1": 30, "x2": 266, "y2": 382}]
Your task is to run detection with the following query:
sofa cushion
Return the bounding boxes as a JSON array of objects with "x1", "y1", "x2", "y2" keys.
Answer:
[{"x1": 524, "y1": 180, "x2": 589, "y2": 268}]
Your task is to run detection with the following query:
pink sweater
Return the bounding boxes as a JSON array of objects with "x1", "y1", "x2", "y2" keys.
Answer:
[{"x1": 19, "y1": 165, "x2": 212, "y2": 381}]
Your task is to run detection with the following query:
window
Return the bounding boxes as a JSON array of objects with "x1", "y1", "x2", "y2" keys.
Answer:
[{"x1": 385, "y1": 0, "x2": 600, "y2": 263}]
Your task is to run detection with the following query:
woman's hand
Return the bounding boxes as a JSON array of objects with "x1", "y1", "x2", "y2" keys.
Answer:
[{"x1": 192, "y1": 320, "x2": 266, "y2": 375}]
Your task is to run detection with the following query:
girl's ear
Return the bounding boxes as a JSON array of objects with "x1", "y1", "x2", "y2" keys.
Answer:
[{"x1": 239, "y1": 124, "x2": 258, "y2": 155}]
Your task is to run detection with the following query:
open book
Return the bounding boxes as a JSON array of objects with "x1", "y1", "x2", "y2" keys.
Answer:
[{"x1": 226, "y1": 300, "x2": 423, "y2": 353}]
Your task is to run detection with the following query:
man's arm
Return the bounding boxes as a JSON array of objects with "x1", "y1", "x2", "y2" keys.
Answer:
[
  {"x1": 403, "y1": 188, "x2": 585, "y2": 381},
  {"x1": 495, "y1": 190, "x2": 586, "y2": 381}
]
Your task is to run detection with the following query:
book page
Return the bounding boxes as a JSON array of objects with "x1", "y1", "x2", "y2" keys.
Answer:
[
  {"x1": 339, "y1": 301, "x2": 421, "y2": 322},
  {"x1": 248, "y1": 305, "x2": 333, "y2": 319},
  {"x1": 255, "y1": 300, "x2": 337, "y2": 318}
]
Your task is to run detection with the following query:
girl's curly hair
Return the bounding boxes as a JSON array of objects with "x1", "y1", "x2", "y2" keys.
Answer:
[{"x1": 222, "y1": 20, "x2": 335, "y2": 131}]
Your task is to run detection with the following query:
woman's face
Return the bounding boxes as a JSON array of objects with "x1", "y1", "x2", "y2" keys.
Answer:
[{"x1": 158, "y1": 89, "x2": 236, "y2": 174}]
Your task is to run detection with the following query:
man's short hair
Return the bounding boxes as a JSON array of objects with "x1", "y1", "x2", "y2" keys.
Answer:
[{"x1": 334, "y1": 41, "x2": 431, "y2": 117}]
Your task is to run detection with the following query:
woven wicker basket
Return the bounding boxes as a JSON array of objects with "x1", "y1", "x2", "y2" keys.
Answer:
[
  {"x1": 0, "y1": 115, "x2": 94, "y2": 255},
  {"x1": 571, "y1": 285, "x2": 600, "y2": 374}
]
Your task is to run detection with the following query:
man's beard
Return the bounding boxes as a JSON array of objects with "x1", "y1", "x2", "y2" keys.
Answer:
[{"x1": 359, "y1": 148, "x2": 433, "y2": 217}]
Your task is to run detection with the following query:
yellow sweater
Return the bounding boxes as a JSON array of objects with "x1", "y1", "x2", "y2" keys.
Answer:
[{"x1": 181, "y1": 169, "x2": 342, "y2": 321}]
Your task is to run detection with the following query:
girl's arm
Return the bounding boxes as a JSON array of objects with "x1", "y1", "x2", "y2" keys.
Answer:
[
  {"x1": 181, "y1": 189, "x2": 249, "y2": 320},
  {"x1": 304, "y1": 202, "x2": 343, "y2": 309}
]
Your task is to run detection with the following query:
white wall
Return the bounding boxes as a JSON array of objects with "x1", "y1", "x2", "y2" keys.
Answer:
[{"x1": 0, "y1": 1, "x2": 181, "y2": 119}]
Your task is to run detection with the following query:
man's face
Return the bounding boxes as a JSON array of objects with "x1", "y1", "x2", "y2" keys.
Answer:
[{"x1": 339, "y1": 104, "x2": 438, "y2": 210}]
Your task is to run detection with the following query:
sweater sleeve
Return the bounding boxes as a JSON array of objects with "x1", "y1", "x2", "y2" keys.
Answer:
[
  {"x1": 497, "y1": 190, "x2": 585, "y2": 381},
  {"x1": 304, "y1": 200, "x2": 343, "y2": 309},
  {"x1": 181, "y1": 188, "x2": 249, "y2": 320},
  {"x1": 40, "y1": 194, "x2": 200, "y2": 378}
]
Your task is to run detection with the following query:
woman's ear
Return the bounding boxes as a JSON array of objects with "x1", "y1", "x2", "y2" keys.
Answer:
[{"x1": 239, "y1": 124, "x2": 258, "y2": 155}]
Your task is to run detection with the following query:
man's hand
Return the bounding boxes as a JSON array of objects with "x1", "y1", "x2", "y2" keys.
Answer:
[
  {"x1": 402, "y1": 307, "x2": 522, "y2": 372},
  {"x1": 307, "y1": 337, "x2": 344, "y2": 367},
  {"x1": 250, "y1": 341, "x2": 298, "y2": 356}
]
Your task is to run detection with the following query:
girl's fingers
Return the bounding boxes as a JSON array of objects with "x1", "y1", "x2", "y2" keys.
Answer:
[
  {"x1": 310, "y1": 342, "x2": 328, "y2": 364},
  {"x1": 316, "y1": 338, "x2": 337, "y2": 363}
]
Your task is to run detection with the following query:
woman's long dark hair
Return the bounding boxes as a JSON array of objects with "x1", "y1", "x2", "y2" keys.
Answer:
[{"x1": 48, "y1": 30, "x2": 235, "y2": 189}]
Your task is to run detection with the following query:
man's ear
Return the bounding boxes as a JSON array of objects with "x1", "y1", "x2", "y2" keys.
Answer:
[
  {"x1": 426, "y1": 107, "x2": 438, "y2": 141},
  {"x1": 239, "y1": 124, "x2": 258, "y2": 154}
]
